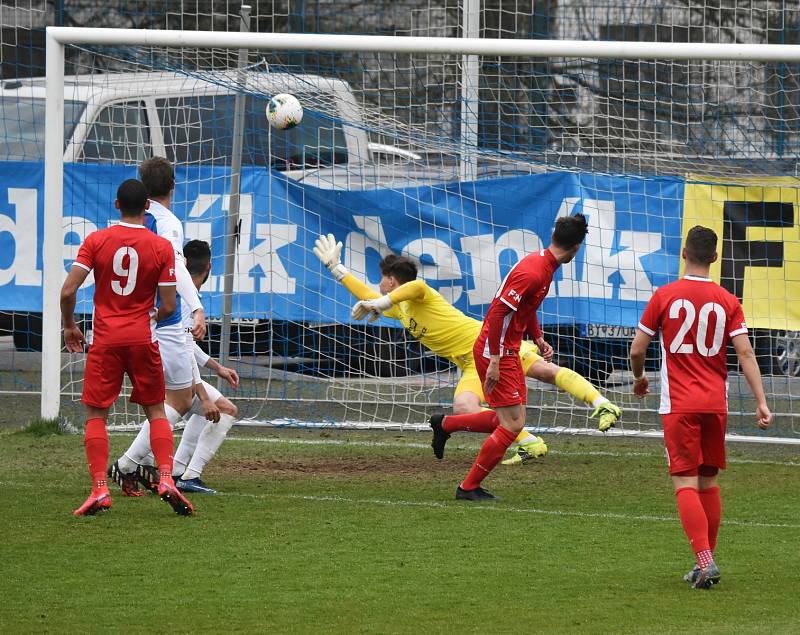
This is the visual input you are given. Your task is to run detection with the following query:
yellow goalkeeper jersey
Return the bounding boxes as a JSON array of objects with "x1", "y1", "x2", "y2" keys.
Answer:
[{"x1": 341, "y1": 275, "x2": 481, "y2": 367}]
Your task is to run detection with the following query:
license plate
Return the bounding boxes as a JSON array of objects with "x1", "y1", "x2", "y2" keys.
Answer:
[{"x1": 584, "y1": 324, "x2": 637, "y2": 339}]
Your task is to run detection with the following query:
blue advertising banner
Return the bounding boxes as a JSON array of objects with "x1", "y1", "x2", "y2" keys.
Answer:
[{"x1": 0, "y1": 162, "x2": 684, "y2": 326}]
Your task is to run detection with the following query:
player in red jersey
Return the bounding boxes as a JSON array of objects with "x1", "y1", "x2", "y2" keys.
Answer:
[
  {"x1": 429, "y1": 214, "x2": 589, "y2": 500},
  {"x1": 60, "y1": 179, "x2": 194, "y2": 517},
  {"x1": 629, "y1": 225, "x2": 771, "y2": 589}
]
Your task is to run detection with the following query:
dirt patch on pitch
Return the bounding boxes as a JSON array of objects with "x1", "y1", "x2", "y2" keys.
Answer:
[{"x1": 214, "y1": 453, "x2": 471, "y2": 479}]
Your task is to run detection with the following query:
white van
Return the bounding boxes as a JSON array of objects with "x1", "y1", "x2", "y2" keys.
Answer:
[{"x1": 0, "y1": 70, "x2": 447, "y2": 189}]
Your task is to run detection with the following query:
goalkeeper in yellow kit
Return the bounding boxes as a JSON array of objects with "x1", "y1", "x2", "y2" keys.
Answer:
[{"x1": 314, "y1": 234, "x2": 621, "y2": 464}]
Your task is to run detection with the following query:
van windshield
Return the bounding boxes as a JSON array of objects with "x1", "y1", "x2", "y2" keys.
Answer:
[
  {"x1": 157, "y1": 94, "x2": 349, "y2": 168},
  {"x1": 0, "y1": 97, "x2": 86, "y2": 161}
]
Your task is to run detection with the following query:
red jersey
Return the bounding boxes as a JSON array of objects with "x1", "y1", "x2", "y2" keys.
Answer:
[
  {"x1": 74, "y1": 222, "x2": 176, "y2": 347},
  {"x1": 477, "y1": 248, "x2": 559, "y2": 357},
  {"x1": 637, "y1": 275, "x2": 748, "y2": 415}
]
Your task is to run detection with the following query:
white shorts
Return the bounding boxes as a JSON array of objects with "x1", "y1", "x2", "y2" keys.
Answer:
[
  {"x1": 200, "y1": 379, "x2": 222, "y2": 404},
  {"x1": 185, "y1": 331, "x2": 202, "y2": 385},
  {"x1": 156, "y1": 324, "x2": 194, "y2": 390},
  {"x1": 183, "y1": 332, "x2": 223, "y2": 404}
]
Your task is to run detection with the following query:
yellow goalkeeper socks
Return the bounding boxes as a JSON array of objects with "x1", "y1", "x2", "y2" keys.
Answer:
[{"x1": 555, "y1": 367, "x2": 603, "y2": 407}]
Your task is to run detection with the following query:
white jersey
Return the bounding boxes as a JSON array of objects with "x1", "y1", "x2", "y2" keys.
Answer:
[
  {"x1": 183, "y1": 290, "x2": 211, "y2": 369},
  {"x1": 181, "y1": 289, "x2": 194, "y2": 330},
  {"x1": 147, "y1": 199, "x2": 202, "y2": 330},
  {"x1": 148, "y1": 199, "x2": 185, "y2": 256}
]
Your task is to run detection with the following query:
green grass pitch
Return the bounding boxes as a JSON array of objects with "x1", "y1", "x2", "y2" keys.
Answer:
[{"x1": 1, "y1": 426, "x2": 798, "y2": 633}]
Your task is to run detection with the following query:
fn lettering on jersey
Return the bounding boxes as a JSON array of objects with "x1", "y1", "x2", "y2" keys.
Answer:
[{"x1": 507, "y1": 288, "x2": 522, "y2": 303}]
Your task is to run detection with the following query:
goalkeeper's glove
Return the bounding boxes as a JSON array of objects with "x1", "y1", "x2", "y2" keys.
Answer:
[
  {"x1": 313, "y1": 233, "x2": 348, "y2": 282},
  {"x1": 351, "y1": 295, "x2": 393, "y2": 322}
]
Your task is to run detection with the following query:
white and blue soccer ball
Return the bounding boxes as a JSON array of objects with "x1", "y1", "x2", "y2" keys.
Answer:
[{"x1": 266, "y1": 93, "x2": 303, "y2": 130}]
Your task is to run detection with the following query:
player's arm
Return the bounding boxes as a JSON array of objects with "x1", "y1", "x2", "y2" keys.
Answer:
[
  {"x1": 352, "y1": 279, "x2": 427, "y2": 322},
  {"x1": 483, "y1": 300, "x2": 512, "y2": 395},
  {"x1": 155, "y1": 242, "x2": 177, "y2": 322},
  {"x1": 314, "y1": 233, "x2": 376, "y2": 298},
  {"x1": 174, "y1": 254, "x2": 206, "y2": 340},
  {"x1": 731, "y1": 331, "x2": 772, "y2": 430},
  {"x1": 60, "y1": 264, "x2": 91, "y2": 352},
  {"x1": 193, "y1": 378, "x2": 221, "y2": 423},
  {"x1": 630, "y1": 293, "x2": 660, "y2": 398},
  {"x1": 158, "y1": 216, "x2": 206, "y2": 340},
  {"x1": 629, "y1": 330, "x2": 652, "y2": 398},
  {"x1": 525, "y1": 312, "x2": 552, "y2": 361},
  {"x1": 156, "y1": 284, "x2": 177, "y2": 323},
  {"x1": 313, "y1": 233, "x2": 390, "y2": 309},
  {"x1": 194, "y1": 343, "x2": 240, "y2": 389}
]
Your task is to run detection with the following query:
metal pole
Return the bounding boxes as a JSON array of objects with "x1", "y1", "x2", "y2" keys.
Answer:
[
  {"x1": 219, "y1": 4, "x2": 251, "y2": 385},
  {"x1": 42, "y1": 31, "x2": 65, "y2": 419},
  {"x1": 49, "y1": 28, "x2": 800, "y2": 63},
  {"x1": 459, "y1": 0, "x2": 480, "y2": 181}
]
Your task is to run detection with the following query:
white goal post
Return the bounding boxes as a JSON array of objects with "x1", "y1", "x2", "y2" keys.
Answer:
[{"x1": 41, "y1": 27, "x2": 800, "y2": 441}]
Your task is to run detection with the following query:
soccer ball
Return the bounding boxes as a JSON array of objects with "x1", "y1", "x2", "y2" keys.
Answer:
[{"x1": 266, "y1": 93, "x2": 303, "y2": 130}]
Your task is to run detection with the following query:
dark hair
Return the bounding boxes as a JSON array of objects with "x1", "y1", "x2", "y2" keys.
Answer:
[
  {"x1": 684, "y1": 225, "x2": 717, "y2": 265},
  {"x1": 552, "y1": 213, "x2": 589, "y2": 249},
  {"x1": 139, "y1": 156, "x2": 175, "y2": 198},
  {"x1": 116, "y1": 179, "x2": 148, "y2": 216},
  {"x1": 183, "y1": 239, "x2": 211, "y2": 276},
  {"x1": 379, "y1": 254, "x2": 418, "y2": 284}
]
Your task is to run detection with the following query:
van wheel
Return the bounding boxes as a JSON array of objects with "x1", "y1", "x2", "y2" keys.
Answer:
[{"x1": 773, "y1": 330, "x2": 800, "y2": 377}]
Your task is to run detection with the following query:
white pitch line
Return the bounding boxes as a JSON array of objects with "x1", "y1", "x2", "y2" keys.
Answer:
[
  {"x1": 1, "y1": 480, "x2": 797, "y2": 529},
  {"x1": 218, "y1": 435, "x2": 800, "y2": 467},
  {"x1": 219, "y1": 490, "x2": 800, "y2": 530}
]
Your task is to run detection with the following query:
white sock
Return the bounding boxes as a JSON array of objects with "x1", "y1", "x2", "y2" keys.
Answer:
[
  {"x1": 592, "y1": 396, "x2": 609, "y2": 408},
  {"x1": 163, "y1": 403, "x2": 184, "y2": 427},
  {"x1": 173, "y1": 414, "x2": 208, "y2": 478},
  {"x1": 183, "y1": 413, "x2": 235, "y2": 480},
  {"x1": 118, "y1": 404, "x2": 183, "y2": 472}
]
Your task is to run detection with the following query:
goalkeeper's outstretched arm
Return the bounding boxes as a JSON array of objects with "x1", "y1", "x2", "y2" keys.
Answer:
[
  {"x1": 314, "y1": 233, "x2": 380, "y2": 301},
  {"x1": 314, "y1": 234, "x2": 428, "y2": 322}
]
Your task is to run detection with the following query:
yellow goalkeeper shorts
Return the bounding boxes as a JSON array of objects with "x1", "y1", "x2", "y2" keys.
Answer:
[{"x1": 453, "y1": 341, "x2": 541, "y2": 402}]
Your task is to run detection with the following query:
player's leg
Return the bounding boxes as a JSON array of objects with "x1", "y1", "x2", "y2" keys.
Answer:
[
  {"x1": 74, "y1": 407, "x2": 114, "y2": 516},
  {"x1": 698, "y1": 471, "x2": 720, "y2": 552},
  {"x1": 114, "y1": 326, "x2": 193, "y2": 482},
  {"x1": 74, "y1": 346, "x2": 122, "y2": 516},
  {"x1": 457, "y1": 402, "x2": 523, "y2": 501},
  {"x1": 178, "y1": 392, "x2": 238, "y2": 493},
  {"x1": 127, "y1": 342, "x2": 193, "y2": 516},
  {"x1": 176, "y1": 381, "x2": 236, "y2": 493},
  {"x1": 664, "y1": 413, "x2": 719, "y2": 588},
  {"x1": 140, "y1": 403, "x2": 194, "y2": 516},
  {"x1": 698, "y1": 413, "x2": 726, "y2": 557},
  {"x1": 454, "y1": 352, "x2": 526, "y2": 500},
  {"x1": 429, "y1": 363, "x2": 488, "y2": 458},
  {"x1": 114, "y1": 401, "x2": 183, "y2": 471},
  {"x1": 173, "y1": 350, "x2": 209, "y2": 479},
  {"x1": 490, "y1": 343, "x2": 548, "y2": 464},
  {"x1": 521, "y1": 343, "x2": 620, "y2": 432}
]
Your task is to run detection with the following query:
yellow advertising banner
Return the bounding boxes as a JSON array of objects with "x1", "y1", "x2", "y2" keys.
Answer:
[{"x1": 683, "y1": 175, "x2": 800, "y2": 331}]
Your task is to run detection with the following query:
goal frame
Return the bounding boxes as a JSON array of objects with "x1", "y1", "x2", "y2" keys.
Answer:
[{"x1": 42, "y1": 26, "x2": 800, "y2": 421}]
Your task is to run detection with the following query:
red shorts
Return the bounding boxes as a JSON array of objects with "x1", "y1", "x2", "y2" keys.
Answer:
[
  {"x1": 662, "y1": 412, "x2": 727, "y2": 475},
  {"x1": 473, "y1": 340, "x2": 526, "y2": 408},
  {"x1": 82, "y1": 342, "x2": 166, "y2": 408}
]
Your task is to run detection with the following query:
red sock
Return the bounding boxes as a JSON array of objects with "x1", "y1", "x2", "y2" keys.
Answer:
[
  {"x1": 148, "y1": 417, "x2": 174, "y2": 480},
  {"x1": 84, "y1": 418, "x2": 108, "y2": 490},
  {"x1": 699, "y1": 486, "x2": 721, "y2": 553},
  {"x1": 461, "y1": 426, "x2": 518, "y2": 490},
  {"x1": 443, "y1": 410, "x2": 499, "y2": 434},
  {"x1": 675, "y1": 487, "x2": 711, "y2": 562}
]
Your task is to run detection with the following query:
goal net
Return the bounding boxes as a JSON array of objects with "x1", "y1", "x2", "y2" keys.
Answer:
[{"x1": 14, "y1": 24, "x2": 800, "y2": 438}]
